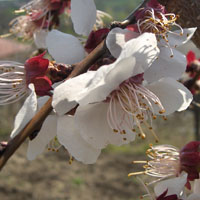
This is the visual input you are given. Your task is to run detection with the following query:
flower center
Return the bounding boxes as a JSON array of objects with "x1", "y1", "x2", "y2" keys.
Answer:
[
  {"x1": 107, "y1": 76, "x2": 165, "y2": 141},
  {"x1": 137, "y1": 8, "x2": 182, "y2": 39},
  {"x1": 137, "y1": 8, "x2": 183, "y2": 57},
  {"x1": 128, "y1": 144, "x2": 180, "y2": 180}
]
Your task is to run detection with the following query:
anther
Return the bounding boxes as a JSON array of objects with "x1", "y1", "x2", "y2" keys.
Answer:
[
  {"x1": 141, "y1": 133, "x2": 146, "y2": 139},
  {"x1": 152, "y1": 115, "x2": 157, "y2": 120},
  {"x1": 149, "y1": 144, "x2": 153, "y2": 148},
  {"x1": 113, "y1": 129, "x2": 118, "y2": 133},
  {"x1": 159, "y1": 109, "x2": 165, "y2": 114},
  {"x1": 163, "y1": 116, "x2": 167, "y2": 120},
  {"x1": 69, "y1": 156, "x2": 74, "y2": 165},
  {"x1": 122, "y1": 130, "x2": 126, "y2": 134}
]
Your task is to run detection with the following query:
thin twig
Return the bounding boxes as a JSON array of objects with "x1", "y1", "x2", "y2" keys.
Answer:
[{"x1": 110, "y1": 0, "x2": 149, "y2": 29}]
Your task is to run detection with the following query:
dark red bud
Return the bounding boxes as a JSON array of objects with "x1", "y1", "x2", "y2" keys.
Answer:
[
  {"x1": 25, "y1": 52, "x2": 49, "y2": 79},
  {"x1": 33, "y1": 76, "x2": 53, "y2": 96},
  {"x1": 85, "y1": 28, "x2": 110, "y2": 53},
  {"x1": 180, "y1": 141, "x2": 200, "y2": 181},
  {"x1": 187, "y1": 51, "x2": 196, "y2": 65},
  {"x1": 25, "y1": 52, "x2": 53, "y2": 96}
]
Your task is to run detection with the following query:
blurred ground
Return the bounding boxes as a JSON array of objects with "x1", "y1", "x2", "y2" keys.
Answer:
[
  {"x1": 0, "y1": 111, "x2": 194, "y2": 200},
  {"x1": 0, "y1": 39, "x2": 30, "y2": 59}
]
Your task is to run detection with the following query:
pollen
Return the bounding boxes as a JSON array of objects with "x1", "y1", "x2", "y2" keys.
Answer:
[
  {"x1": 113, "y1": 129, "x2": 119, "y2": 133},
  {"x1": 159, "y1": 109, "x2": 166, "y2": 114}
]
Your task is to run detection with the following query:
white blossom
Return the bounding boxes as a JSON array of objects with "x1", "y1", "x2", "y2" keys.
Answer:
[{"x1": 52, "y1": 32, "x2": 192, "y2": 150}]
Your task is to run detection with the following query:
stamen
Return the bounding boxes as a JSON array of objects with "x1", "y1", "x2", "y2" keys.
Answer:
[
  {"x1": 129, "y1": 144, "x2": 180, "y2": 179},
  {"x1": 137, "y1": 177, "x2": 155, "y2": 200},
  {"x1": 128, "y1": 171, "x2": 148, "y2": 176},
  {"x1": 132, "y1": 161, "x2": 148, "y2": 164},
  {"x1": 137, "y1": 8, "x2": 183, "y2": 57},
  {"x1": 107, "y1": 77, "x2": 165, "y2": 141},
  {"x1": 163, "y1": 116, "x2": 167, "y2": 120},
  {"x1": 69, "y1": 156, "x2": 74, "y2": 165},
  {"x1": 47, "y1": 137, "x2": 62, "y2": 152},
  {"x1": 143, "y1": 121, "x2": 159, "y2": 143}
]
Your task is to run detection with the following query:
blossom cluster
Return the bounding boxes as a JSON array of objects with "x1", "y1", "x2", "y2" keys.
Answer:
[{"x1": 0, "y1": 0, "x2": 200, "y2": 199}]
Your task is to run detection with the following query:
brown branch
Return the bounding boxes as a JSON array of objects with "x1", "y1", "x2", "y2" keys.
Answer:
[
  {"x1": 110, "y1": 0, "x2": 149, "y2": 29},
  {"x1": 0, "y1": 40, "x2": 107, "y2": 171}
]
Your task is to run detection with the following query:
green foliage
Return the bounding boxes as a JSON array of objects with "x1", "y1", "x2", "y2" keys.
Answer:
[
  {"x1": 95, "y1": 0, "x2": 142, "y2": 20},
  {"x1": 72, "y1": 177, "x2": 85, "y2": 186}
]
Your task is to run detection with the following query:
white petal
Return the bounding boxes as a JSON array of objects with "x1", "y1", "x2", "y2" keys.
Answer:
[
  {"x1": 10, "y1": 84, "x2": 37, "y2": 138},
  {"x1": 167, "y1": 28, "x2": 197, "y2": 47},
  {"x1": 154, "y1": 173, "x2": 187, "y2": 197},
  {"x1": 46, "y1": 30, "x2": 85, "y2": 64},
  {"x1": 57, "y1": 115, "x2": 101, "y2": 164},
  {"x1": 144, "y1": 47, "x2": 186, "y2": 83},
  {"x1": 106, "y1": 27, "x2": 139, "y2": 58},
  {"x1": 27, "y1": 115, "x2": 57, "y2": 160},
  {"x1": 78, "y1": 57, "x2": 138, "y2": 105},
  {"x1": 52, "y1": 71, "x2": 96, "y2": 115},
  {"x1": 118, "y1": 32, "x2": 159, "y2": 72},
  {"x1": 78, "y1": 33, "x2": 159, "y2": 106},
  {"x1": 33, "y1": 29, "x2": 48, "y2": 49},
  {"x1": 75, "y1": 103, "x2": 136, "y2": 149},
  {"x1": 146, "y1": 77, "x2": 193, "y2": 115},
  {"x1": 71, "y1": 0, "x2": 96, "y2": 36}
]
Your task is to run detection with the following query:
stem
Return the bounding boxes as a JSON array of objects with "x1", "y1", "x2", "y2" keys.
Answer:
[{"x1": 111, "y1": 0, "x2": 149, "y2": 29}]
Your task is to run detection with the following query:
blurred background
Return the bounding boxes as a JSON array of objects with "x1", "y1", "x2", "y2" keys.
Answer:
[{"x1": 0, "y1": 0, "x2": 199, "y2": 199}]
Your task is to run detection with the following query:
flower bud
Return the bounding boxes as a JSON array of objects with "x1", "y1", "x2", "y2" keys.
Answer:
[{"x1": 180, "y1": 141, "x2": 200, "y2": 181}]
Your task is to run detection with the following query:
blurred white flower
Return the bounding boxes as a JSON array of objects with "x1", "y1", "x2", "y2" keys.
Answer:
[
  {"x1": 71, "y1": 0, "x2": 97, "y2": 36},
  {"x1": 46, "y1": 29, "x2": 86, "y2": 64},
  {"x1": 106, "y1": 27, "x2": 197, "y2": 83}
]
